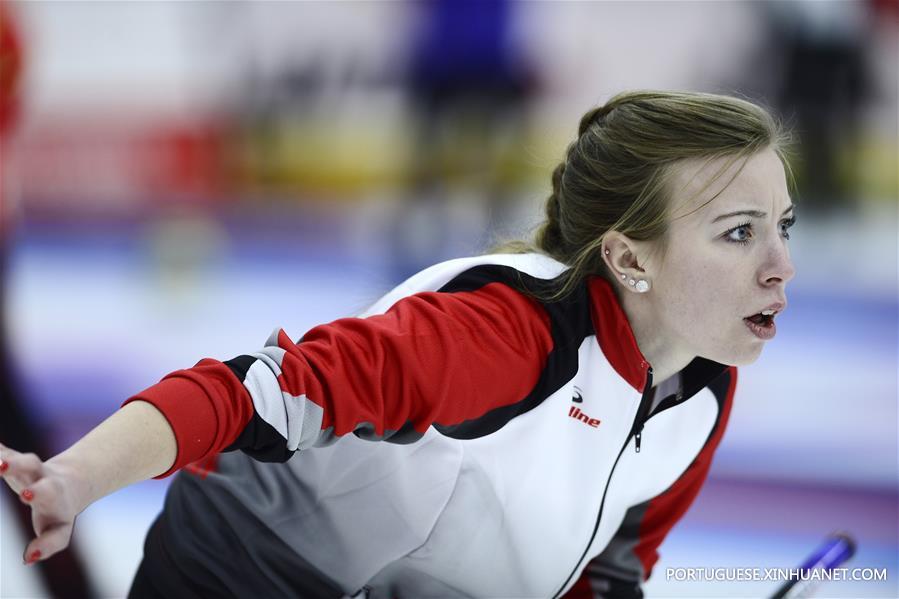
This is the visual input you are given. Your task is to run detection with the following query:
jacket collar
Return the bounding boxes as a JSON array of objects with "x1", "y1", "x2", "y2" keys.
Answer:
[
  {"x1": 587, "y1": 276, "x2": 651, "y2": 391},
  {"x1": 586, "y1": 276, "x2": 728, "y2": 394}
]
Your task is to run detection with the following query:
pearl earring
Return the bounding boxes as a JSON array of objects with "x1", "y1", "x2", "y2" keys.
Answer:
[
  {"x1": 620, "y1": 274, "x2": 626, "y2": 280},
  {"x1": 604, "y1": 249, "x2": 610, "y2": 255},
  {"x1": 635, "y1": 280, "x2": 650, "y2": 293}
]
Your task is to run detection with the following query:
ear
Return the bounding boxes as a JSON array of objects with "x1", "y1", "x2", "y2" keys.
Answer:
[{"x1": 601, "y1": 231, "x2": 656, "y2": 293}]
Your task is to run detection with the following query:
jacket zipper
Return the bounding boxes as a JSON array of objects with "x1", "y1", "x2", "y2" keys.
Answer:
[
  {"x1": 630, "y1": 366, "x2": 654, "y2": 453},
  {"x1": 633, "y1": 373, "x2": 693, "y2": 452},
  {"x1": 551, "y1": 365, "x2": 653, "y2": 598}
]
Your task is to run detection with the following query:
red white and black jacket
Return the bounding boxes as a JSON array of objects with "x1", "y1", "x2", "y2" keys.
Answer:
[{"x1": 127, "y1": 253, "x2": 735, "y2": 599}]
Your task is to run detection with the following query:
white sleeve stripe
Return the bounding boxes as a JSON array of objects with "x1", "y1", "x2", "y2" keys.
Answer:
[
  {"x1": 244, "y1": 346, "x2": 325, "y2": 451},
  {"x1": 243, "y1": 359, "x2": 290, "y2": 443},
  {"x1": 296, "y1": 399, "x2": 326, "y2": 450}
]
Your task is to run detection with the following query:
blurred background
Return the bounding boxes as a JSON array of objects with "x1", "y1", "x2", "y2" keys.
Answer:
[{"x1": 1, "y1": 1, "x2": 896, "y2": 597}]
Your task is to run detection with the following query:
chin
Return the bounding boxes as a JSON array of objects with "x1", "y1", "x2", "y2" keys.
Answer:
[{"x1": 705, "y1": 342, "x2": 764, "y2": 367}]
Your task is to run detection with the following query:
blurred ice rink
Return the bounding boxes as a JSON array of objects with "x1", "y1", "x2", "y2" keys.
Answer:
[{"x1": 2, "y1": 1, "x2": 896, "y2": 597}]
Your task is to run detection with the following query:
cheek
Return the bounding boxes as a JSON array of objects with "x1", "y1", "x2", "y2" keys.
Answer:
[{"x1": 656, "y1": 254, "x2": 744, "y2": 335}]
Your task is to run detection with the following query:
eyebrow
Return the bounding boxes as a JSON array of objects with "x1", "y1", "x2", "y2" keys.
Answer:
[{"x1": 712, "y1": 204, "x2": 795, "y2": 223}]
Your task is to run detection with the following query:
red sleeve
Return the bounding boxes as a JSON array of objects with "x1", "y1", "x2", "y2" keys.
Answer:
[
  {"x1": 285, "y1": 282, "x2": 553, "y2": 438},
  {"x1": 125, "y1": 281, "x2": 554, "y2": 477},
  {"x1": 123, "y1": 361, "x2": 256, "y2": 478}
]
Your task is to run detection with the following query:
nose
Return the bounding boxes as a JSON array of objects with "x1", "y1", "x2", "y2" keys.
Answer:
[{"x1": 758, "y1": 239, "x2": 796, "y2": 287}]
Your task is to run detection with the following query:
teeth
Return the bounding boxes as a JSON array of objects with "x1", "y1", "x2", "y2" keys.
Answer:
[{"x1": 761, "y1": 309, "x2": 776, "y2": 316}]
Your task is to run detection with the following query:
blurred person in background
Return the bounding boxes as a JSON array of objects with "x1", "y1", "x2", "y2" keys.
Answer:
[
  {"x1": 1, "y1": 91, "x2": 796, "y2": 599},
  {"x1": 0, "y1": 1, "x2": 96, "y2": 596},
  {"x1": 756, "y1": 0, "x2": 873, "y2": 211},
  {"x1": 393, "y1": 0, "x2": 537, "y2": 280}
]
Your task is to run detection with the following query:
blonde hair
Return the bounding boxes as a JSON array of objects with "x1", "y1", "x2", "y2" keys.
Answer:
[{"x1": 500, "y1": 90, "x2": 793, "y2": 299}]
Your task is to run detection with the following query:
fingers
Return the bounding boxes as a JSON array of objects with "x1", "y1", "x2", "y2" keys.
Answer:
[
  {"x1": 17, "y1": 471, "x2": 79, "y2": 565},
  {"x1": 0, "y1": 450, "x2": 44, "y2": 495},
  {"x1": 23, "y1": 521, "x2": 74, "y2": 565},
  {"x1": 19, "y1": 475, "x2": 72, "y2": 517},
  {"x1": 1, "y1": 447, "x2": 78, "y2": 565}
]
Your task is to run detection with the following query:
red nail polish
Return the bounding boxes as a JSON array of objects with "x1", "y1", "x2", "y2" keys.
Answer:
[
  {"x1": 21, "y1": 489, "x2": 34, "y2": 502},
  {"x1": 26, "y1": 550, "x2": 41, "y2": 564},
  {"x1": 0, "y1": 461, "x2": 8, "y2": 473}
]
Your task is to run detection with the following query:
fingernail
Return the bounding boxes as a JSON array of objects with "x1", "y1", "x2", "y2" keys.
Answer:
[
  {"x1": 0, "y1": 460, "x2": 8, "y2": 473},
  {"x1": 25, "y1": 550, "x2": 41, "y2": 564},
  {"x1": 20, "y1": 489, "x2": 34, "y2": 502}
]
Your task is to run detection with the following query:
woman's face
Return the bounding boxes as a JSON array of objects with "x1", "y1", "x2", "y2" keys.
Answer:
[{"x1": 645, "y1": 147, "x2": 796, "y2": 366}]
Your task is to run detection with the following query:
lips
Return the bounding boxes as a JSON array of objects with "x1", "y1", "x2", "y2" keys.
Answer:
[
  {"x1": 743, "y1": 301, "x2": 786, "y2": 340},
  {"x1": 744, "y1": 316, "x2": 776, "y2": 339}
]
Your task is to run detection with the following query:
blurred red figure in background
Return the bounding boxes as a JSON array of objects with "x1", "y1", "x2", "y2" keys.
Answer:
[
  {"x1": 1, "y1": 0, "x2": 24, "y2": 225},
  {"x1": 0, "y1": 2, "x2": 96, "y2": 596}
]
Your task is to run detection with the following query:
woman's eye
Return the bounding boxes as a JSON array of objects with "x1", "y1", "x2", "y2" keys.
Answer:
[
  {"x1": 725, "y1": 223, "x2": 753, "y2": 245},
  {"x1": 780, "y1": 216, "x2": 796, "y2": 240}
]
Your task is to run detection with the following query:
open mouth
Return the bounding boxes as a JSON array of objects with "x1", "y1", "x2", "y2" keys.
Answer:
[
  {"x1": 745, "y1": 311, "x2": 775, "y2": 327},
  {"x1": 743, "y1": 308, "x2": 780, "y2": 339}
]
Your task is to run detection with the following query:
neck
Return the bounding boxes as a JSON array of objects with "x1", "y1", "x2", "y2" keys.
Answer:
[{"x1": 616, "y1": 286, "x2": 693, "y2": 387}]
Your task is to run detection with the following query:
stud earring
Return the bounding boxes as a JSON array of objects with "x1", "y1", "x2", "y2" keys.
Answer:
[
  {"x1": 604, "y1": 249, "x2": 610, "y2": 255},
  {"x1": 620, "y1": 274, "x2": 626, "y2": 280},
  {"x1": 635, "y1": 280, "x2": 650, "y2": 293},
  {"x1": 628, "y1": 278, "x2": 636, "y2": 286}
]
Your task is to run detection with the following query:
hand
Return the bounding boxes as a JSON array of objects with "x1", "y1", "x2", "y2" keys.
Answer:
[
  {"x1": 0, "y1": 443, "x2": 91, "y2": 565},
  {"x1": 0, "y1": 402, "x2": 178, "y2": 565}
]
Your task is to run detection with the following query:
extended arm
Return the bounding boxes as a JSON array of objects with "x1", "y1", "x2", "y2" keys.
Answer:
[
  {"x1": 0, "y1": 400, "x2": 175, "y2": 563},
  {"x1": 1, "y1": 277, "x2": 554, "y2": 564},
  {"x1": 130, "y1": 281, "x2": 554, "y2": 475}
]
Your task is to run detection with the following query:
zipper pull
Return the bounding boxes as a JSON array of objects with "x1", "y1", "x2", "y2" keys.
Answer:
[{"x1": 633, "y1": 364, "x2": 651, "y2": 454}]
